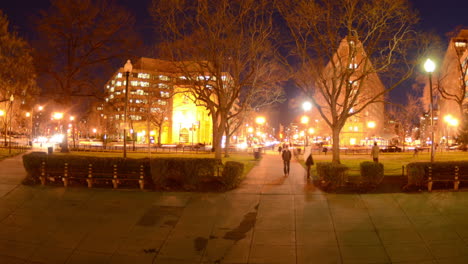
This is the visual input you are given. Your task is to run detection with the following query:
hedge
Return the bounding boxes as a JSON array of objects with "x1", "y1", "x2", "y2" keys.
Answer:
[
  {"x1": 360, "y1": 161, "x2": 384, "y2": 186},
  {"x1": 316, "y1": 162, "x2": 349, "y2": 188},
  {"x1": 22, "y1": 152, "x2": 244, "y2": 191}
]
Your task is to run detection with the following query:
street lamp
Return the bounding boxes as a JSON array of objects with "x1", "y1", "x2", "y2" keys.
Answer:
[
  {"x1": 302, "y1": 101, "x2": 312, "y2": 112},
  {"x1": 0, "y1": 110, "x2": 5, "y2": 147},
  {"x1": 424, "y1": 58, "x2": 436, "y2": 163},
  {"x1": 301, "y1": 115, "x2": 310, "y2": 146},
  {"x1": 8, "y1": 95, "x2": 14, "y2": 154},
  {"x1": 69, "y1": 116, "x2": 76, "y2": 148},
  {"x1": 123, "y1": 59, "x2": 132, "y2": 158}
]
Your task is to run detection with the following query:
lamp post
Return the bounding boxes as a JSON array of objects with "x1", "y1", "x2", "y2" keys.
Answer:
[
  {"x1": 69, "y1": 116, "x2": 76, "y2": 148},
  {"x1": 8, "y1": 95, "x2": 14, "y2": 154},
  {"x1": 0, "y1": 110, "x2": 5, "y2": 147},
  {"x1": 26, "y1": 112, "x2": 32, "y2": 145},
  {"x1": 300, "y1": 115, "x2": 309, "y2": 146},
  {"x1": 123, "y1": 60, "x2": 132, "y2": 158},
  {"x1": 424, "y1": 58, "x2": 436, "y2": 163}
]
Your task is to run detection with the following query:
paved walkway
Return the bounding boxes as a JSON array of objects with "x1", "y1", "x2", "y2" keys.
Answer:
[{"x1": 1, "y1": 152, "x2": 468, "y2": 263}]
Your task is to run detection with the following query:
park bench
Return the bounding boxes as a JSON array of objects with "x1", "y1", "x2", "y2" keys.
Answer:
[
  {"x1": 426, "y1": 165, "x2": 468, "y2": 192},
  {"x1": 40, "y1": 161, "x2": 145, "y2": 190}
]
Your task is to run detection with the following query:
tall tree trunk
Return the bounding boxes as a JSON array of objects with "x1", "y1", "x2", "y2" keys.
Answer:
[
  {"x1": 224, "y1": 126, "x2": 231, "y2": 158},
  {"x1": 332, "y1": 127, "x2": 341, "y2": 164}
]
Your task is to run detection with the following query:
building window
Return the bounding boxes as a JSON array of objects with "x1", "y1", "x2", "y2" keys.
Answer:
[
  {"x1": 160, "y1": 91, "x2": 170, "y2": 98},
  {"x1": 158, "y1": 100, "x2": 167, "y2": 105},
  {"x1": 117, "y1": 73, "x2": 122, "y2": 78},
  {"x1": 140, "y1": 81, "x2": 149, "y2": 87},
  {"x1": 455, "y1": 41, "x2": 467, "y2": 48},
  {"x1": 138, "y1": 73, "x2": 150, "y2": 79},
  {"x1": 116, "y1": 81, "x2": 122, "y2": 86},
  {"x1": 131, "y1": 81, "x2": 138, "y2": 86},
  {"x1": 158, "y1": 83, "x2": 169, "y2": 89},
  {"x1": 159, "y1": 75, "x2": 170, "y2": 81}
]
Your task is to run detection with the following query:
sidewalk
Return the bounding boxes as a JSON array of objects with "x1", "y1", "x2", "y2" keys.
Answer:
[{"x1": 1, "y1": 152, "x2": 468, "y2": 263}]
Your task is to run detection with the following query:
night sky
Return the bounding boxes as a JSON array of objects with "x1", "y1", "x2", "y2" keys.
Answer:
[{"x1": 2, "y1": 0, "x2": 467, "y2": 106}]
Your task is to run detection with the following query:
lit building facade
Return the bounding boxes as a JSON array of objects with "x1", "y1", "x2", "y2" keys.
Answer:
[
  {"x1": 432, "y1": 29, "x2": 468, "y2": 144},
  {"x1": 98, "y1": 57, "x2": 213, "y2": 144},
  {"x1": 319, "y1": 37, "x2": 385, "y2": 146}
]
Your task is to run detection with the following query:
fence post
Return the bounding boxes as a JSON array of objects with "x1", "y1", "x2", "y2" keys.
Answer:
[
  {"x1": 112, "y1": 164, "x2": 118, "y2": 189},
  {"x1": 40, "y1": 161, "x2": 46, "y2": 185},
  {"x1": 86, "y1": 163, "x2": 93, "y2": 188},
  {"x1": 454, "y1": 166, "x2": 460, "y2": 191},
  {"x1": 428, "y1": 166, "x2": 433, "y2": 192},
  {"x1": 63, "y1": 162, "x2": 69, "y2": 187},
  {"x1": 139, "y1": 164, "x2": 145, "y2": 190}
]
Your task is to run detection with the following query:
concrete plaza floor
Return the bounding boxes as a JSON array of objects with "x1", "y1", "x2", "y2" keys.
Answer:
[{"x1": 1, "y1": 152, "x2": 468, "y2": 263}]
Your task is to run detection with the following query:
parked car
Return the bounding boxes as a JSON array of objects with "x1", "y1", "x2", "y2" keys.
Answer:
[{"x1": 380, "y1": 145, "x2": 402, "y2": 152}]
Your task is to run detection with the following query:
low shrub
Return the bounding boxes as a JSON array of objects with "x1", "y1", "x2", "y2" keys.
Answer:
[
  {"x1": 360, "y1": 162, "x2": 384, "y2": 186},
  {"x1": 221, "y1": 161, "x2": 245, "y2": 190},
  {"x1": 150, "y1": 158, "x2": 219, "y2": 190},
  {"x1": 316, "y1": 162, "x2": 349, "y2": 189}
]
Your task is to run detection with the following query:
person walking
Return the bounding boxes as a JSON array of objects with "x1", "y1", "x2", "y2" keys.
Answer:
[
  {"x1": 282, "y1": 145, "x2": 292, "y2": 176},
  {"x1": 304, "y1": 146, "x2": 314, "y2": 178},
  {"x1": 371, "y1": 142, "x2": 380, "y2": 163}
]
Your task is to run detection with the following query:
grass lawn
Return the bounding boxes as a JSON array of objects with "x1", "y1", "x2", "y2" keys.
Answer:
[
  {"x1": 0, "y1": 148, "x2": 28, "y2": 161},
  {"x1": 305, "y1": 150, "x2": 468, "y2": 177}
]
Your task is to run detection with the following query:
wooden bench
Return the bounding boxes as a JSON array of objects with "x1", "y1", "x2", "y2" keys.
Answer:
[
  {"x1": 40, "y1": 162, "x2": 145, "y2": 190},
  {"x1": 426, "y1": 165, "x2": 468, "y2": 191},
  {"x1": 39, "y1": 161, "x2": 66, "y2": 185}
]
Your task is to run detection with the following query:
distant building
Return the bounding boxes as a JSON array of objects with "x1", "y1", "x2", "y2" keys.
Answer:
[
  {"x1": 429, "y1": 29, "x2": 468, "y2": 144},
  {"x1": 97, "y1": 57, "x2": 215, "y2": 145},
  {"x1": 320, "y1": 37, "x2": 385, "y2": 146}
]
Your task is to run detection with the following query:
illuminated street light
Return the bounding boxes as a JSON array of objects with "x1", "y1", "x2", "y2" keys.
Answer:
[
  {"x1": 302, "y1": 101, "x2": 312, "y2": 112},
  {"x1": 123, "y1": 59, "x2": 133, "y2": 158},
  {"x1": 255, "y1": 116, "x2": 266, "y2": 125},
  {"x1": 367, "y1": 121, "x2": 376, "y2": 128},
  {"x1": 424, "y1": 58, "x2": 436, "y2": 163},
  {"x1": 300, "y1": 115, "x2": 309, "y2": 124}
]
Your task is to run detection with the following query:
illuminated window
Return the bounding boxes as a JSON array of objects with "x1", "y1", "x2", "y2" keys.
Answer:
[
  {"x1": 117, "y1": 73, "x2": 122, "y2": 78},
  {"x1": 158, "y1": 100, "x2": 167, "y2": 105},
  {"x1": 160, "y1": 91, "x2": 170, "y2": 98},
  {"x1": 455, "y1": 41, "x2": 467, "y2": 48},
  {"x1": 109, "y1": 94, "x2": 114, "y2": 99},
  {"x1": 115, "y1": 115, "x2": 120, "y2": 120},
  {"x1": 136, "y1": 89, "x2": 144, "y2": 95},
  {"x1": 179, "y1": 76, "x2": 187, "y2": 80},
  {"x1": 158, "y1": 83, "x2": 169, "y2": 89},
  {"x1": 140, "y1": 81, "x2": 149, "y2": 87},
  {"x1": 159, "y1": 75, "x2": 170, "y2": 81},
  {"x1": 354, "y1": 126, "x2": 358, "y2": 132},
  {"x1": 116, "y1": 81, "x2": 122, "y2": 86},
  {"x1": 110, "y1": 87, "x2": 114, "y2": 92},
  {"x1": 138, "y1": 73, "x2": 150, "y2": 79},
  {"x1": 106, "y1": 85, "x2": 110, "y2": 89},
  {"x1": 131, "y1": 81, "x2": 138, "y2": 86}
]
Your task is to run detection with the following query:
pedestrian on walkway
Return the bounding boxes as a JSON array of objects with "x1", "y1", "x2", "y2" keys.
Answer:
[
  {"x1": 304, "y1": 146, "x2": 314, "y2": 178},
  {"x1": 277, "y1": 145, "x2": 282, "y2": 154},
  {"x1": 371, "y1": 142, "x2": 380, "y2": 163},
  {"x1": 282, "y1": 145, "x2": 292, "y2": 176}
]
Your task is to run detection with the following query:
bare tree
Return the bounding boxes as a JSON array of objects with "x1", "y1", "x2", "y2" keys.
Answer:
[
  {"x1": 436, "y1": 29, "x2": 468, "y2": 137},
  {"x1": 34, "y1": 0, "x2": 141, "y2": 152},
  {"x1": 279, "y1": 0, "x2": 422, "y2": 163},
  {"x1": 0, "y1": 11, "x2": 37, "y2": 144},
  {"x1": 151, "y1": 0, "x2": 284, "y2": 159},
  {"x1": 387, "y1": 93, "x2": 424, "y2": 149}
]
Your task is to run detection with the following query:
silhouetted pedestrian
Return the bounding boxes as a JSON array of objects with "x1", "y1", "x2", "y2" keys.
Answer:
[
  {"x1": 282, "y1": 145, "x2": 292, "y2": 176},
  {"x1": 371, "y1": 142, "x2": 380, "y2": 163}
]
